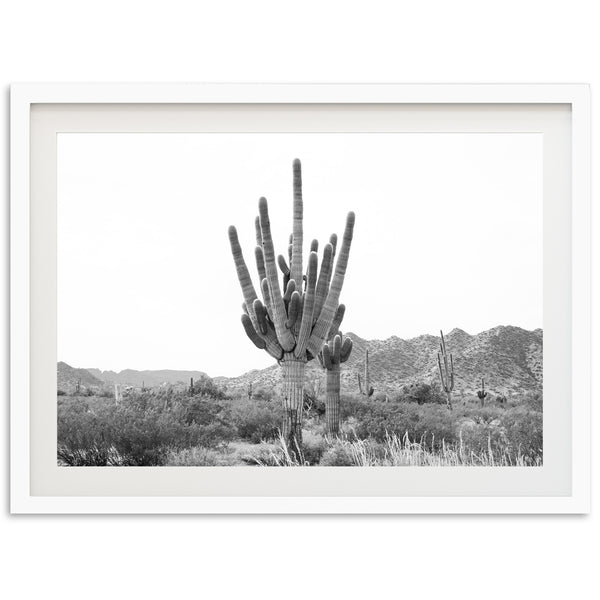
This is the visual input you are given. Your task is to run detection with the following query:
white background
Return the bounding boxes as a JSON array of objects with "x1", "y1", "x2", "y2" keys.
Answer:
[
  {"x1": 1, "y1": 2, "x2": 597, "y2": 599},
  {"x1": 57, "y1": 132, "x2": 541, "y2": 375}
]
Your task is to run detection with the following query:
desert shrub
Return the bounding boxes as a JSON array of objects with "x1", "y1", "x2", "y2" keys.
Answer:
[
  {"x1": 301, "y1": 430, "x2": 327, "y2": 465},
  {"x1": 304, "y1": 395, "x2": 326, "y2": 416},
  {"x1": 398, "y1": 382, "x2": 443, "y2": 405},
  {"x1": 191, "y1": 375, "x2": 228, "y2": 400},
  {"x1": 233, "y1": 400, "x2": 282, "y2": 443},
  {"x1": 319, "y1": 442, "x2": 355, "y2": 466},
  {"x1": 458, "y1": 421, "x2": 508, "y2": 458},
  {"x1": 251, "y1": 386, "x2": 275, "y2": 402},
  {"x1": 521, "y1": 391, "x2": 543, "y2": 412},
  {"x1": 500, "y1": 406, "x2": 543, "y2": 464},
  {"x1": 348, "y1": 401, "x2": 457, "y2": 447},
  {"x1": 96, "y1": 387, "x2": 116, "y2": 398},
  {"x1": 462, "y1": 405, "x2": 504, "y2": 424},
  {"x1": 340, "y1": 394, "x2": 367, "y2": 419},
  {"x1": 57, "y1": 394, "x2": 235, "y2": 466}
]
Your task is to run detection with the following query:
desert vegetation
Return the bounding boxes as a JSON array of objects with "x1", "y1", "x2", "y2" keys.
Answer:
[{"x1": 57, "y1": 378, "x2": 542, "y2": 467}]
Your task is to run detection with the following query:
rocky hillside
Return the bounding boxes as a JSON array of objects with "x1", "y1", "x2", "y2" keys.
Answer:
[
  {"x1": 57, "y1": 361, "x2": 103, "y2": 393},
  {"x1": 217, "y1": 326, "x2": 542, "y2": 398},
  {"x1": 60, "y1": 326, "x2": 542, "y2": 398}
]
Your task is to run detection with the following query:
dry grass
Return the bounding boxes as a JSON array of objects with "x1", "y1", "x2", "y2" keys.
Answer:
[
  {"x1": 341, "y1": 432, "x2": 540, "y2": 466},
  {"x1": 250, "y1": 431, "x2": 541, "y2": 467}
]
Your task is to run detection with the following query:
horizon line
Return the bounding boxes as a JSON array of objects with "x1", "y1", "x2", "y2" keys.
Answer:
[{"x1": 58, "y1": 323, "x2": 543, "y2": 376}]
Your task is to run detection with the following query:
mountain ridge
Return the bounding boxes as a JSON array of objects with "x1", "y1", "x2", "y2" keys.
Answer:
[
  {"x1": 215, "y1": 325, "x2": 542, "y2": 397},
  {"x1": 59, "y1": 325, "x2": 542, "y2": 396}
]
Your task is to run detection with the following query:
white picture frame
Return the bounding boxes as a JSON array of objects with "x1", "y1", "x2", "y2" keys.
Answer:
[{"x1": 10, "y1": 83, "x2": 591, "y2": 514}]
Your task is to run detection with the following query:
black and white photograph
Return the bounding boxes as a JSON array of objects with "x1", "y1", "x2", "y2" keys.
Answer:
[{"x1": 57, "y1": 132, "x2": 543, "y2": 467}]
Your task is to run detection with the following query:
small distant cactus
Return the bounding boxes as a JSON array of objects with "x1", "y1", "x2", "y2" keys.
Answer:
[
  {"x1": 437, "y1": 330, "x2": 454, "y2": 410},
  {"x1": 477, "y1": 378, "x2": 488, "y2": 407},
  {"x1": 357, "y1": 349, "x2": 374, "y2": 398},
  {"x1": 318, "y1": 325, "x2": 353, "y2": 435},
  {"x1": 189, "y1": 377, "x2": 194, "y2": 396}
]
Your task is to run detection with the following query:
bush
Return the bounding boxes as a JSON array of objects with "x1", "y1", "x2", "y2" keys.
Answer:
[
  {"x1": 301, "y1": 430, "x2": 327, "y2": 465},
  {"x1": 347, "y1": 400, "x2": 457, "y2": 447},
  {"x1": 500, "y1": 406, "x2": 543, "y2": 464},
  {"x1": 397, "y1": 382, "x2": 443, "y2": 405},
  {"x1": 319, "y1": 443, "x2": 355, "y2": 466},
  {"x1": 190, "y1": 375, "x2": 228, "y2": 400},
  {"x1": 521, "y1": 391, "x2": 543, "y2": 412},
  {"x1": 57, "y1": 393, "x2": 235, "y2": 466},
  {"x1": 233, "y1": 400, "x2": 282, "y2": 443}
]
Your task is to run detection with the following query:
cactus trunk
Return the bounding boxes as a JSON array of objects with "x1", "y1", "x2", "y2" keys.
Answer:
[
  {"x1": 281, "y1": 356, "x2": 306, "y2": 456},
  {"x1": 325, "y1": 362, "x2": 341, "y2": 435},
  {"x1": 437, "y1": 330, "x2": 454, "y2": 411}
]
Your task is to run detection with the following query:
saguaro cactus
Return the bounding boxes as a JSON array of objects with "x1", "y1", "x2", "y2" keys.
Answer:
[
  {"x1": 437, "y1": 330, "x2": 454, "y2": 410},
  {"x1": 228, "y1": 159, "x2": 355, "y2": 454},
  {"x1": 357, "y1": 349, "x2": 374, "y2": 398},
  {"x1": 318, "y1": 323, "x2": 353, "y2": 434},
  {"x1": 477, "y1": 378, "x2": 488, "y2": 407}
]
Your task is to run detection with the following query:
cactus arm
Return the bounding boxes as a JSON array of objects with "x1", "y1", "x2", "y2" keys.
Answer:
[
  {"x1": 258, "y1": 197, "x2": 295, "y2": 351},
  {"x1": 277, "y1": 254, "x2": 290, "y2": 276},
  {"x1": 329, "y1": 233, "x2": 338, "y2": 259},
  {"x1": 307, "y1": 212, "x2": 355, "y2": 356},
  {"x1": 255, "y1": 246, "x2": 267, "y2": 283},
  {"x1": 228, "y1": 226, "x2": 259, "y2": 311},
  {"x1": 241, "y1": 314, "x2": 266, "y2": 350},
  {"x1": 340, "y1": 337, "x2": 353, "y2": 362},
  {"x1": 327, "y1": 304, "x2": 346, "y2": 340},
  {"x1": 229, "y1": 225, "x2": 285, "y2": 356},
  {"x1": 294, "y1": 251, "x2": 318, "y2": 358},
  {"x1": 450, "y1": 355, "x2": 454, "y2": 391},
  {"x1": 321, "y1": 343, "x2": 333, "y2": 369},
  {"x1": 283, "y1": 279, "x2": 296, "y2": 303},
  {"x1": 254, "y1": 216, "x2": 262, "y2": 247},
  {"x1": 312, "y1": 243, "x2": 333, "y2": 325},
  {"x1": 310, "y1": 239, "x2": 318, "y2": 253},
  {"x1": 332, "y1": 334, "x2": 341, "y2": 364},
  {"x1": 357, "y1": 373, "x2": 363, "y2": 394},
  {"x1": 286, "y1": 291, "x2": 300, "y2": 329},
  {"x1": 260, "y1": 278, "x2": 273, "y2": 319},
  {"x1": 290, "y1": 159, "x2": 304, "y2": 287},
  {"x1": 253, "y1": 299, "x2": 268, "y2": 335}
]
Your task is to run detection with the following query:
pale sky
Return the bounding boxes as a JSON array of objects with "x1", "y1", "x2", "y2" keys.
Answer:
[{"x1": 57, "y1": 133, "x2": 542, "y2": 376}]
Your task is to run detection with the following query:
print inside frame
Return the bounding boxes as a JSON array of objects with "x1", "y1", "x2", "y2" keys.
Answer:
[{"x1": 12, "y1": 84, "x2": 590, "y2": 513}]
